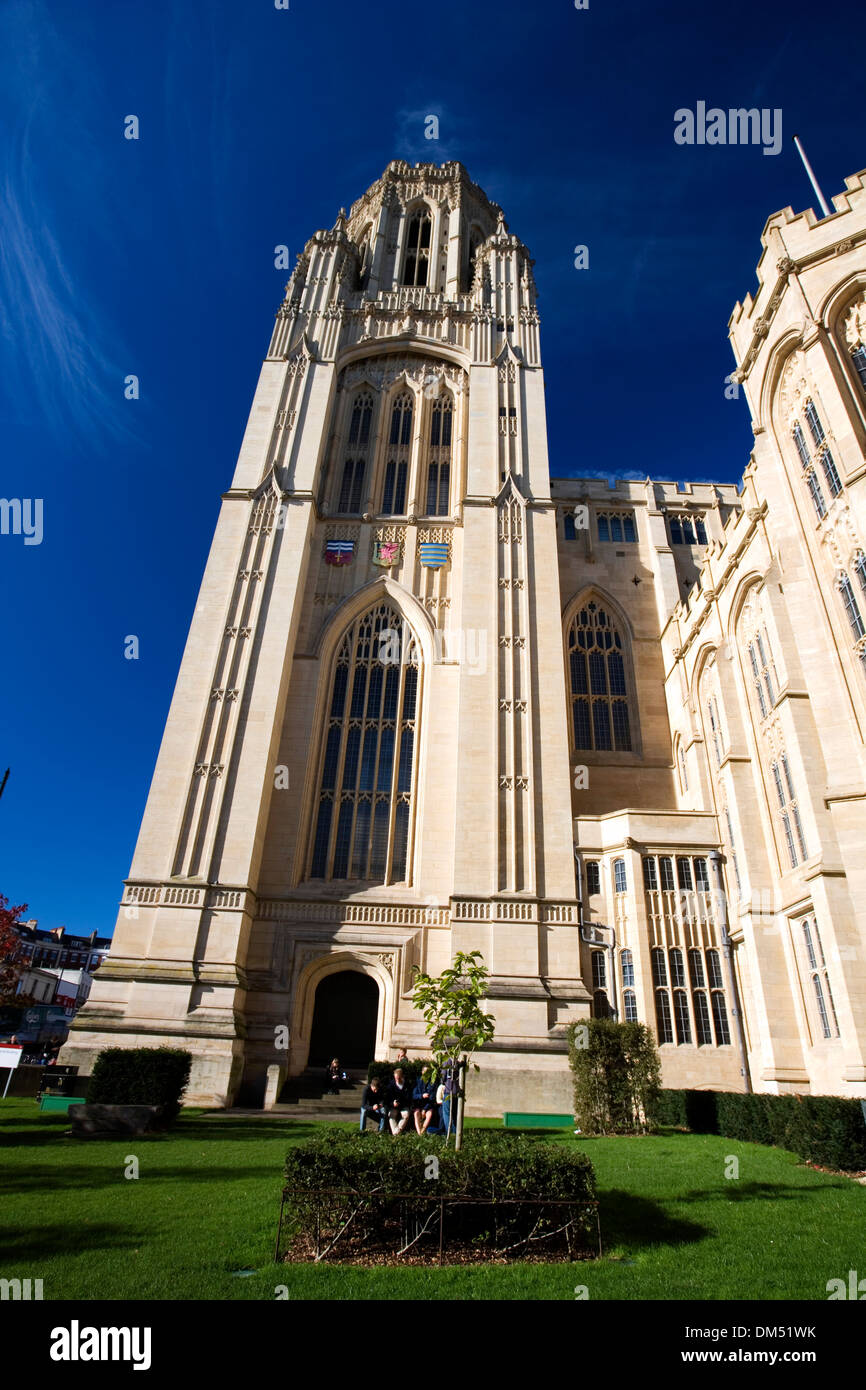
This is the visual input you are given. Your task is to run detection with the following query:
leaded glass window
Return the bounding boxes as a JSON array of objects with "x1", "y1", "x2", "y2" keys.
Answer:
[
  {"x1": 568, "y1": 603, "x2": 633, "y2": 751},
  {"x1": 655, "y1": 989, "x2": 674, "y2": 1044},
  {"x1": 381, "y1": 392, "x2": 413, "y2": 515},
  {"x1": 801, "y1": 918, "x2": 840, "y2": 1040},
  {"x1": 425, "y1": 396, "x2": 452, "y2": 516},
  {"x1": 770, "y1": 754, "x2": 808, "y2": 868},
  {"x1": 310, "y1": 604, "x2": 419, "y2": 884},
  {"x1": 621, "y1": 949, "x2": 635, "y2": 987},
  {"x1": 839, "y1": 573, "x2": 866, "y2": 640},
  {"x1": 673, "y1": 989, "x2": 692, "y2": 1044},
  {"x1": 591, "y1": 951, "x2": 607, "y2": 990},
  {"x1": 597, "y1": 511, "x2": 636, "y2": 543},
  {"x1": 792, "y1": 420, "x2": 828, "y2": 518},
  {"x1": 338, "y1": 392, "x2": 374, "y2": 514}
]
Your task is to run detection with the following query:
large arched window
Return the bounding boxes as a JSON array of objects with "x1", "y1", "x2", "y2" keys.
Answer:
[
  {"x1": 309, "y1": 603, "x2": 419, "y2": 884},
  {"x1": 338, "y1": 392, "x2": 374, "y2": 514},
  {"x1": 425, "y1": 395, "x2": 452, "y2": 516},
  {"x1": 567, "y1": 602, "x2": 632, "y2": 751},
  {"x1": 800, "y1": 917, "x2": 840, "y2": 1040},
  {"x1": 402, "y1": 209, "x2": 431, "y2": 287},
  {"x1": 770, "y1": 753, "x2": 808, "y2": 868},
  {"x1": 381, "y1": 392, "x2": 413, "y2": 515}
]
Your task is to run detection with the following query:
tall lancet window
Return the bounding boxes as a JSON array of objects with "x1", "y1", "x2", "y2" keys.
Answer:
[
  {"x1": 425, "y1": 395, "x2": 452, "y2": 515},
  {"x1": 402, "y1": 210, "x2": 431, "y2": 287},
  {"x1": 567, "y1": 602, "x2": 632, "y2": 751},
  {"x1": 381, "y1": 392, "x2": 412, "y2": 515},
  {"x1": 338, "y1": 392, "x2": 374, "y2": 514},
  {"x1": 310, "y1": 604, "x2": 419, "y2": 884}
]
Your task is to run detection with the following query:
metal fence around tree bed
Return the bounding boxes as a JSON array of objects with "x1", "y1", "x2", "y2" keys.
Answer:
[{"x1": 276, "y1": 1187, "x2": 602, "y2": 1265}]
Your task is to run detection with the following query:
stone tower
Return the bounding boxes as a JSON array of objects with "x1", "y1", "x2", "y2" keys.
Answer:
[
  {"x1": 66, "y1": 161, "x2": 866, "y2": 1110},
  {"x1": 65, "y1": 161, "x2": 588, "y2": 1110}
]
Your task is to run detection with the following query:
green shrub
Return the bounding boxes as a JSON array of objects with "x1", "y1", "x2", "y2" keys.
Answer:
[
  {"x1": 282, "y1": 1129, "x2": 597, "y2": 1262},
  {"x1": 794, "y1": 1096, "x2": 866, "y2": 1171},
  {"x1": 651, "y1": 1086, "x2": 866, "y2": 1172},
  {"x1": 568, "y1": 1019, "x2": 661, "y2": 1135},
  {"x1": 650, "y1": 1088, "x2": 687, "y2": 1128},
  {"x1": 716, "y1": 1091, "x2": 768, "y2": 1145},
  {"x1": 86, "y1": 1047, "x2": 192, "y2": 1122}
]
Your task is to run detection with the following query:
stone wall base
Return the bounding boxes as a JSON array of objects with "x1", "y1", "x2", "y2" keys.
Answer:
[{"x1": 58, "y1": 1031, "x2": 245, "y2": 1109}]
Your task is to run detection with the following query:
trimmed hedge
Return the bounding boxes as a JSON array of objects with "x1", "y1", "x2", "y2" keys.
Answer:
[
  {"x1": 285, "y1": 1128, "x2": 596, "y2": 1199},
  {"x1": 651, "y1": 1087, "x2": 866, "y2": 1171},
  {"x1": 282, "y1": 1129, "x2": 597, "y2": 1261},
  {"x1": 568, "y1": 1019, "x2": 661, "y2": 1135},
  {"x1": 86, "y1": 1047, "x2": 192, "y2": 1122},
  {"x1": 366, "y1": 1059, "x2": 434, "y2": 1088}
]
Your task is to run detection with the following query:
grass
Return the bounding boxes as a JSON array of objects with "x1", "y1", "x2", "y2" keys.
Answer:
[{"x1": 1, "y1": 1098, "x2": 863, "y2": 1300}]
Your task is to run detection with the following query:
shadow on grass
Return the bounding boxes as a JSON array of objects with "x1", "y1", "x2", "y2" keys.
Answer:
[
  {"x1": 177, "y1": 1120, "x2": 338, "y2": 1143},
  {"x1": 2, "y1": 1163, "x2": 288, "y2": 1194},
  {"x1": 598, "y1": 1188, "x2": 709, "y2": 1251},
  {"x1": 0, "y1": 1223, "x2": 145, "y2": 1261},
  {"x1": 0, "y1": 1117, "x2": 329, "y2": 1151},
  {"x1": 676, "y1": 1179, "x2": 853, "y2": 1203}
]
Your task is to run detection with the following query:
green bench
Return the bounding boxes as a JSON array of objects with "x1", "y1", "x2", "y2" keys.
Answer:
[
  {"x1": 40, "y1": 1095, "x2": 86, "y2": 1114},
  {"x1": 502, "y1": 1112, "x2": 574, "y2": 1129}
]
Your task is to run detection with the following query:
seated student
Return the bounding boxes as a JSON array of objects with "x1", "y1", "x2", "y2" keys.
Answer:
[
  {"x1": 359, "y1": 1076, "x2": 388, "y2": 1133},
  {"x1": 412, "y1": 1065, "x2": 437, "y2": 1135},
  {"x1": 325, "y1": 1057, "x2": 345, "y2": 1096},
  {"x1": 385, "y1": 1067, "x2": 412, "y2": 1135}
]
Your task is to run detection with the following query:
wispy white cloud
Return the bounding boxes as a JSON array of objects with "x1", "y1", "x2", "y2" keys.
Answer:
[{"x1": 0, "y1": 0, "x2": 138, "y2": 446}]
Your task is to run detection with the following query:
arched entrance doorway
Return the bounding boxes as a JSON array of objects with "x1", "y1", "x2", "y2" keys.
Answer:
[{"x1": 307, "y1": 970, "x2": 379, "y2": 1067}]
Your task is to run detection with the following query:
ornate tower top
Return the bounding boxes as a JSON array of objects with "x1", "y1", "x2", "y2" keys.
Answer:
[{"x1": 270, "y1": 160, "x2": 539, "y2": 368}]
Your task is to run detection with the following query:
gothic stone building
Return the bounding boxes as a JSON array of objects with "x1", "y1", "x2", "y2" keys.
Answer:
[{"x1": 63, "y1": 161, "x2": 866, "y2": 1112}]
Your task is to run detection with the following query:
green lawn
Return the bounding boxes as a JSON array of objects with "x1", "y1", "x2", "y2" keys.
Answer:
[{"x1": 1, "y1": 1099, "x2": 862, "y2": 1300}]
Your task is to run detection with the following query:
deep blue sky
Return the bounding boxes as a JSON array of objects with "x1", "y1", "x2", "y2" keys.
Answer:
[{"x1": 1, "y1": 0, "x2": 864, "y2": 936}]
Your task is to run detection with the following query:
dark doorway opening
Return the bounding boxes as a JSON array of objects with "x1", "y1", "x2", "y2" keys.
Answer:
[{"x1": 308, "y1": 970, "x2": 379, "y2": 1068}]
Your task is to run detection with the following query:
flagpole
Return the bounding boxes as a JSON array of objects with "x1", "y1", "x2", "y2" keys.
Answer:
[{"x1": 792, "y1": 135, "x2": 831, "y2": 218}]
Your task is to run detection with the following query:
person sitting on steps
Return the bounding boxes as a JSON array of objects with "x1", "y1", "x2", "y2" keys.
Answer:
[{"x1": 325, "y1": 1057, "x2": 345, "y2": 1095}]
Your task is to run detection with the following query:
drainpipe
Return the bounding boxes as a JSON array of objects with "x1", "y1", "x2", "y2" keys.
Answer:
[{"x1": 709, "y1": 850, "x2": 752, "y2": 1093}]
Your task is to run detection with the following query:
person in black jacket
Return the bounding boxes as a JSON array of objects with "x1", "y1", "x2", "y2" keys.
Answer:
[
  {"x1": 325, "y1": 1057, "x2": 346, "y2": 1095},
  {"x1": 359, "y1": 1076, "x2": 388, "y2": 1133},
  {"x1": 385, "y1": 1068, "x2": 412, "y2": 1135}
]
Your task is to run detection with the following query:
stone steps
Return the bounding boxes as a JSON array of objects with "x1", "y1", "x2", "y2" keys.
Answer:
[{"x1": 276, "y1": 1067, "x2": 368, "y2": 1110}]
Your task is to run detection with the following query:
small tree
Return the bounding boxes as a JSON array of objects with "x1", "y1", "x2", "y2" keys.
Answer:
[
  {"x1": 412, "y1": 951, "x2": 495, "y2": 1151},
  {"x1": 0, "y1": 896, "x2": 29, "y2": 1006},
  {"x1": 568, "y1": 1018, "x2": 661, "y2": 1135}
]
